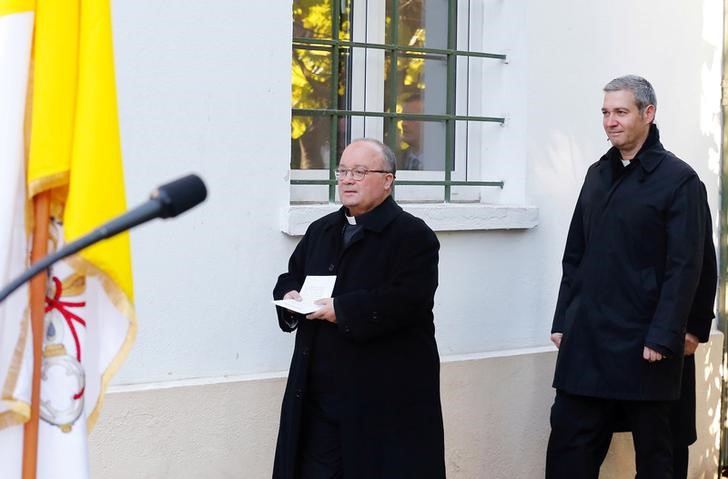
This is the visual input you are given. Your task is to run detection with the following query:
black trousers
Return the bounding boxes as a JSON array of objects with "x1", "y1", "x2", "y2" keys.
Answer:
[
  {"x1": 593, "y1": 431, "x2": 689, "y2": 479},
  {"x1": 546, "y1": 391, "x2": 673, "y2": 479},
  {"x1": 672, "y1": 446, "x2": 688, "y2": 479},
  {"x1": 296, "y1": 394, "x2": 344, "y2": 479}
]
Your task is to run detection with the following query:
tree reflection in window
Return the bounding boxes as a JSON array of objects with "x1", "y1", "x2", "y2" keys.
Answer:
[
  {"x1": 292, "y1": 0, "x2": 446, "y2": 171},
  {"x1": 291, "y1": 0, "x2": 350, "y2": 170}
]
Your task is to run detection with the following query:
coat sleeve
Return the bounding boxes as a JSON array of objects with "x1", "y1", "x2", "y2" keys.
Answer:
[
  {"x1": 333, "y1": 219, "x2": 439, "y2": 344},
  {"x1": 645, "y1": 175, "x2": 705, "y2": 355},
  {"x1": 686, "y1": 183, "x2": 717, "y2": 343},
  {"x1": 272, "y1": 233, "x2": 308, "y2": 333},
  {"x1": 552, "y1": 190, "x2": 586, "y2": 334}
]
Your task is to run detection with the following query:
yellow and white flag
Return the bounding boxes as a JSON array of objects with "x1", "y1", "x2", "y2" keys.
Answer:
[{"x1": 0, "y1": 0, "x2": 136, "y2": 477}]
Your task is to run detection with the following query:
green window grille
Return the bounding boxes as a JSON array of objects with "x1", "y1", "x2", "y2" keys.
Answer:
[{"x1": 291, "y1": 0, "x2": 506, "y2": 202}]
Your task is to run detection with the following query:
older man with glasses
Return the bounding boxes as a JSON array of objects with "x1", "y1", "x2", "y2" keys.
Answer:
[{"x1": 272, "y1": 138, "x2": 445, "y2": 479}]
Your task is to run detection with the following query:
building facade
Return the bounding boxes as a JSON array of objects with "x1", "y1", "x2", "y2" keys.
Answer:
[{"x1": 90, "y1": 0, "x2": 724, "y2": 477}]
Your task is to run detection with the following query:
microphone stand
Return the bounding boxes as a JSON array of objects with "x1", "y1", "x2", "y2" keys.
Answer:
[
  {"x1": 0, "y1": 173, "x2": 207, "y2": 304},
  {"x1": 0, "y1": 201, "x2": 161, "y2": 303}
]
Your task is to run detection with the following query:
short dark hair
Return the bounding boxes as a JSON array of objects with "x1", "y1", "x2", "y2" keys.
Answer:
[{"x1": 603, "y1": 75, "x2": 657, "y2": 116}]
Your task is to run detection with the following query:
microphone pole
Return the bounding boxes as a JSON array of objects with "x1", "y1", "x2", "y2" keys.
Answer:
[{"x1": 0, "y1": 173, "x2": 207, "y2": 303}]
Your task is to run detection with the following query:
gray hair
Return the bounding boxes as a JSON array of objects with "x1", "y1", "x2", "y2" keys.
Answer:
[
  {"x1": 603, "y1": 75, "x2": 657, "y2": 116},
  {"x1": 354, "y1": 138, "x2": 397, "y2": 176}
]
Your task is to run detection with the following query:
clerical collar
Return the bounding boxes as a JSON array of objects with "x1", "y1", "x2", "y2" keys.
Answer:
[
  {"x1": 346, "y1": 215, "x2": 357, "y2": 225},
  {"x1": 621, "y1": 159, "x2": 630, "y2": 167}
]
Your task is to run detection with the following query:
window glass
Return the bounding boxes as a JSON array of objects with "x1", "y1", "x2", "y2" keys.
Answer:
[
  {"x1": 291, "y1": 45, "x2": 350, "y2": 170},
  {"x1": 385, "y1": 52, "x2": 447, "y2": 115},
  {"x1": 292, "y1": 0, "x2": 350, "y2": 40},
  {"x1": 291, "y1": 0, "x2": 507, "y2": 202},
  {"x1": 385, "y1": 117, "x2": 446, "y2": 172},
  {"x1": 385, "y1": 0, "x2": 449, "y2": 50}
]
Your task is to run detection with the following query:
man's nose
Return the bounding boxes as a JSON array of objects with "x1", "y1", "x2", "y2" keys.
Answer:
[{"x1": 339, "y1": 172, "x2": 356, "y2": 183}]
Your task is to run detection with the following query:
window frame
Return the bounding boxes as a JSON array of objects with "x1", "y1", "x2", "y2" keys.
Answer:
[{"x1": 291, "y1": 0, "x2": 508, "y2": 203}]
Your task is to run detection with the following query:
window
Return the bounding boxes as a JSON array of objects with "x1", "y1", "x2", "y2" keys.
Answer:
[{"x1": 291, "y1": 0, "x2": 509, "y2": 204}]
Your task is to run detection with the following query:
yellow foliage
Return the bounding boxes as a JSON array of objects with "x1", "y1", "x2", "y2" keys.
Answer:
[
  {"x1": 291, "y1": 116, "x2": 311, "y2": 140},
  {"x1": 302, "y1": 4, "x2": 332, "y2": 37}
]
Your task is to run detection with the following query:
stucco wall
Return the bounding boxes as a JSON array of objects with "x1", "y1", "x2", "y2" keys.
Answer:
[{"x1": 89, "y1": 333, "x2": 722, "y2": 478}]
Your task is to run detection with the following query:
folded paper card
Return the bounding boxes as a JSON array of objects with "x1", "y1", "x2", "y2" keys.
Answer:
[{"x1": 273, "y1": 275, "x2": 337, "y2": 314}]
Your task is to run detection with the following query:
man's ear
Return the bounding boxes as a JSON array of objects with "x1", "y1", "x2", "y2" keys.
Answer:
[
  {"x1": 384, "y1": 174, "x2": 394, "y2": 190},
  {"x1": 643, "y1": 104, "x2": 656, "y2": 123}
]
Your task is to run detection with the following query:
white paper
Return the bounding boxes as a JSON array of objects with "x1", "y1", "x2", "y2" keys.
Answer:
[{"x1": 273, "y1": 275, "x2": 337, "y2": 314}]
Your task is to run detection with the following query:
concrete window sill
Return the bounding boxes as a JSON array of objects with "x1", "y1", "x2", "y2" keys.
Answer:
[{"x1": 280, "y1": 203, "x2": 539, "y2": 236}]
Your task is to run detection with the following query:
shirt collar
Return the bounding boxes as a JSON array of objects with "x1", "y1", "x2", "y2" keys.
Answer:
[
  {"x1": 335, "y1": 195, "x2": 402, "y2": 232},
  {"x1": 601, "y1": 123, "x2": 664, "y2": 174}
]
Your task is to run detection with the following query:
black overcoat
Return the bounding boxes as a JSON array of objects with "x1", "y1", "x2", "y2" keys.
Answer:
[
  {"x1": 669, "y1": 182, "x2": 716, "y2": 445},
  {"x1": 610, "y1": 182, "x2": 716, "y2": 444},
  {"x1": 552, "y1": 126, "x2": 705, "y2": 401},
  {"x1": 272, "y1": 196, "x2": 445, "y2": 479}
]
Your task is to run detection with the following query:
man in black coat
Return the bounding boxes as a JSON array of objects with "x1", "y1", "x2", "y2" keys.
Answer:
[
  {"x1": 546, "y1": 75, "x2": 707, "y2": 478},
  {"x1": 272, "y1": 138, "x2": 445, "y2": 479},
  {"x1": 597, "y1": 185, "x2": 716, "y2": 478}
]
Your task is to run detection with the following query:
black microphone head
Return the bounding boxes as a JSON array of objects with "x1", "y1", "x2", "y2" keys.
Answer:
[{"x1": 151, "y1": 174, "x2": 207, "y2": 218}]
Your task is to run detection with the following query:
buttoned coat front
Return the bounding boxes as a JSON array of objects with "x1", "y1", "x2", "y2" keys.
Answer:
[
  {"x1": 552, "y1": 126, "x2": 705, "y2": 401},
  {"x1": 608, "y1": 182, "x2": 716, "y2": 444},
  {"x1": 272, "y1": 196, "x2": 444, "y2": 479}
]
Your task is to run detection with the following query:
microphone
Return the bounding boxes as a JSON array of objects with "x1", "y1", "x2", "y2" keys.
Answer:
[
  {"x1": 153, "y1": 173, "x2": 208, "y2": 219},
  {"x1": 0, "y1": 174, "x2": 207, "y2": 303}
]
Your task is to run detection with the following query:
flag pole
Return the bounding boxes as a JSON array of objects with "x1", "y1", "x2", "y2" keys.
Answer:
[{"x1": 22, "y1": 190, "x2": 51, "y2": 479}]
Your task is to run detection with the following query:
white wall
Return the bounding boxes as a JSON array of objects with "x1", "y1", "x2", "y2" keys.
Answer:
[{"x1": 111, "y1": 0, "x2": 298, "y2": 383}]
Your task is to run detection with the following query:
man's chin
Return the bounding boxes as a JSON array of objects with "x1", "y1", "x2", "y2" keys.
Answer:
[
  {"x1": 607, "y1": 133, "x2": 623, "y2": 142},
  {"x1": 341, "y1": 199, "x2": 358, "y2": 210},
  {"x1": 606, "y1": 138, "x2": 622, "y2": 147}
]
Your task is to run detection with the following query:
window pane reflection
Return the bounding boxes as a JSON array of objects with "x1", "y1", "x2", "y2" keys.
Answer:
[
  {"x1": 385, "y1": 51, "x2": 447, "y2": 115},
  {"x1": 385, "y1": 118, "x2": 445, "y2": 172},
  {"x1": 291, "y1": 115, "x2": 350, "y2": 170},
  {"x1": 385, "y1": 0, "x2": 448, "y2": 50},
  {"x1": 292, "y1": 47, "x2": 335, "y2": 111},
  {"x1": 293, "y1": 0, "x2": 351, "y2": 41},
  {"x1": 292, "y1": 115, "x2": 330, "y2": 170},
  {"x1": 292, "y1": 45, "x2": 350, "y2": 169}
]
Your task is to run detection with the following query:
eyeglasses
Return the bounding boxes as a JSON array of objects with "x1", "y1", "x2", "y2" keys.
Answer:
[{"x1": 334, "y1": 167, "x2": 393, "y2": 181}]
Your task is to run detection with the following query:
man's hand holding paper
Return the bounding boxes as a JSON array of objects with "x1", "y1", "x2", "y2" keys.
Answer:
[{"x1": 272, "y1": 275, "x2": 336, "y2": 315}]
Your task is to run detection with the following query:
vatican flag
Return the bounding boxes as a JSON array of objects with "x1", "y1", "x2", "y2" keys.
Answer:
[{"x1": 0, "y1": 0, "x2": 136, "y2": 477}]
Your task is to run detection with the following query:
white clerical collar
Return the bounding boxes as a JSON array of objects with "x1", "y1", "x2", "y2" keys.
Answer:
[
  {"x1": 621, "y1": 159, "x2": 630, "y2": 167},
  {"x1": 346, "y1": 215, "x2": 357, "y2": 225}
]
